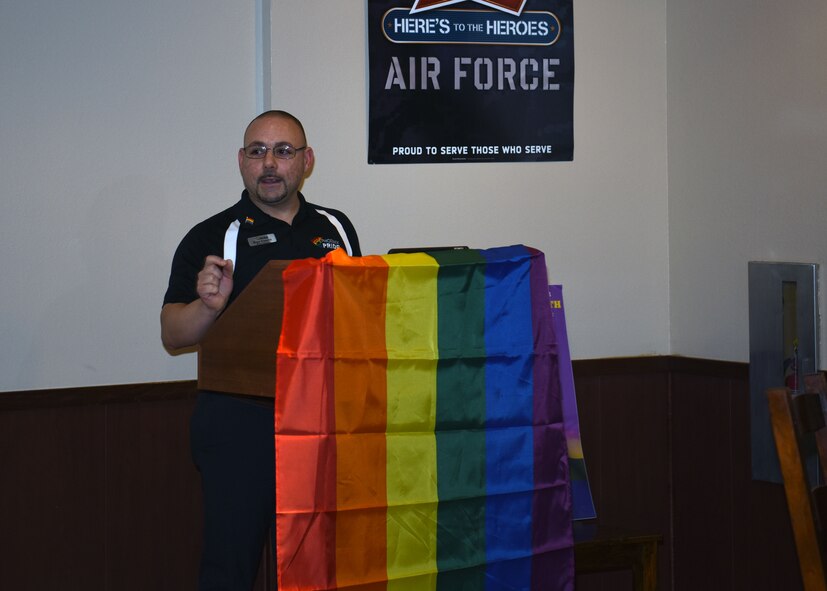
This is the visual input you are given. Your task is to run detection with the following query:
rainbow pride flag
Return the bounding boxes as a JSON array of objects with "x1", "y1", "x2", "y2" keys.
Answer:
[{"x1": 275, "y1": 245, "x2": 574, "y2": 591}]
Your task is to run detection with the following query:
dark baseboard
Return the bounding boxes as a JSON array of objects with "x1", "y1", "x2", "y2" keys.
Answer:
[
  {"x1": 0, "y1": 379, "x2": 198, "y2": 411},
  {"x1": 572, "y1": 354, "x2": 748, "y2": 379}
]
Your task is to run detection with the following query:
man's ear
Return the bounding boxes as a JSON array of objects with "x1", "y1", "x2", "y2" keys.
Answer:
[{"x1": 304, "y1": 146, "x2": 316, "y2": 176}]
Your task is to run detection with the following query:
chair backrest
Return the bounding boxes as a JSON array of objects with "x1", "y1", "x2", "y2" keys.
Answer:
[{"x1": 767, "y1": 383, "x2": 827, "y2": 591}]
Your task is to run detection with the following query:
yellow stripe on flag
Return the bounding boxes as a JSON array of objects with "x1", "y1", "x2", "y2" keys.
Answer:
[{"x1": 384, "y1": 253, "x2": 439, "y2": 589}]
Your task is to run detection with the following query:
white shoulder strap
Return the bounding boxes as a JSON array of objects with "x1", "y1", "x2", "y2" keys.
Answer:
[
  {"x1": 223, "y1": 219, "x2": 241, "y2": 265},
  {"x1": 314, "y1": 209, "x2": 354, "y2": 255}
]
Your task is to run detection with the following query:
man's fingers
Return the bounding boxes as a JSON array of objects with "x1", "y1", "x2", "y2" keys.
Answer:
[{"x1": 196, "y1": 256, "x2": 234, "y2": 309}]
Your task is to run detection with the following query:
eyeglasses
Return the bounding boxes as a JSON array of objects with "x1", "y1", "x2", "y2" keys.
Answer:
[{"x1": 242, "y1": 143, "x2": 307, "y2": 160}]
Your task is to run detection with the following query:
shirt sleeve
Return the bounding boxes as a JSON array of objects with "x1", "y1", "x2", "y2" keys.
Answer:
[{"x1": 162, "y1": 225, "x2": 223, "y2": 306}]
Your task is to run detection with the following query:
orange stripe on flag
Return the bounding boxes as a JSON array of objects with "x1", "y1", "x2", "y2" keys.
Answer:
[{"x1": 333, "y1": 254, "x2": 389, "y2": 588}]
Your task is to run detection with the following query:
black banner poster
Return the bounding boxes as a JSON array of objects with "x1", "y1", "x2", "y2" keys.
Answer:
[{"x1": 368, "y1": 0, "x2": 574, "y2": 164}]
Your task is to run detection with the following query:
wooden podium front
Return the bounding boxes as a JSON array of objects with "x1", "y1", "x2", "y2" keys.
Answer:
[{"x1": 197, "y1": 260, "x2": 291, "y2": 398}]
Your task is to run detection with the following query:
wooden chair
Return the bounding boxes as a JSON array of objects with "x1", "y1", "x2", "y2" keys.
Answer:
[
  {"x1": 573, "y1": 522, "x2": 661, "y2": 591},
  {"x1": 767, "y1": 383, "x2": 827, "y2": 591}
]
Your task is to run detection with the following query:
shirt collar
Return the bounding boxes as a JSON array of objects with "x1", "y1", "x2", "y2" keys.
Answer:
[{"x1": 234, "y1": 190, "x2": 309, "y2": 226}]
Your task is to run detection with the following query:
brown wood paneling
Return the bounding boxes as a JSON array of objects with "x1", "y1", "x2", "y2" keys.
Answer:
[
  {"x1": 0, "y1": 380, "x2": 277, "y2": 590},
  {"x1": 0, "y1": 404, "x2": 107, "y2": 590},
  {"x1": 104, "y1": 397, "x2": 202, "y2": 590},
  {"x1": 738, "y1": 481, "x2": 802, "y2": 590},
  {"x1": 571, "y1": 370, "x2": 673, "y2": 590},
  {"x1": 579, "y1": 373, "x2": 672, "y2": 591},
  {"x1": 573, "y1": 376, "x2": 604, "y2": 513},
  {"x1": 592, "y1": 373, "x2": 670, "y2": 534},
  {"x1": 670, "y1": 371, "x2": 736, "y2": 590}
]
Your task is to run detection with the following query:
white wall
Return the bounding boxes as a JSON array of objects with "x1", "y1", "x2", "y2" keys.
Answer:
[
  {"x1": 667, "y1": 0, "x2": 827, "y2": 364},
  {"x1": 0, "y1": 0, "x2": 257, "y2": 390},
  {"x1": 1, "y1": 0, "x2": 673, "y2": 392}
]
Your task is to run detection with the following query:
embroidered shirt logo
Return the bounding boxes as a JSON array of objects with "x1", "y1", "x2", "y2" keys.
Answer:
[{"x1": 313, "y1": 236, "x2": 342, "y2": 250}]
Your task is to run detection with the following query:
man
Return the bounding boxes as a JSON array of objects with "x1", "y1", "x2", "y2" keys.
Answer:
[{"x1": 161, "y1": 110, "x2": 361, "y2": 589}]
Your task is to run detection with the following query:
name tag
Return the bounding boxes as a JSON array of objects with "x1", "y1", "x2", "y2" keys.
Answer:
[{"x1": 248, "y1": 234, "x2": 277, "y2": 247}]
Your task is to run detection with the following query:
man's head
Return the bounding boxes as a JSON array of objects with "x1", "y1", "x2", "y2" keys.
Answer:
[{"x1": 238, "y1": 110, "x2": 314, "y2": 222}]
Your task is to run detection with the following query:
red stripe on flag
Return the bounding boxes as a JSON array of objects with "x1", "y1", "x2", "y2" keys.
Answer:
[{"x1": 276, "y1": 258, "x2": 338, "y2": 590}]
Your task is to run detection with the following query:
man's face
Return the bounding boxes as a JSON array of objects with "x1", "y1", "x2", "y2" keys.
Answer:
[{"x1": 238, "y1": 115, "x2": 313, "y2": 216}]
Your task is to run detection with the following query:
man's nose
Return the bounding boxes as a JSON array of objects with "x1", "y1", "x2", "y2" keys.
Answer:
[{"x1": 262, "y1": 148, "x2": 283, "y2": 168}]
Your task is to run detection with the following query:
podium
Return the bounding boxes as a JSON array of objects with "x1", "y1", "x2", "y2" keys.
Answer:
[
  {"x1": 197, "y1": 260, "x2": 291, "y2": 398},
  {"x1": 198, "y1": 248, "x2": 469, "y2": 397}
]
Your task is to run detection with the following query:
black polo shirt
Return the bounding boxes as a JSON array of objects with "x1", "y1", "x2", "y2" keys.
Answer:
[{"x1": 163, "y1": 190, "x2": 361, "y2": 307}]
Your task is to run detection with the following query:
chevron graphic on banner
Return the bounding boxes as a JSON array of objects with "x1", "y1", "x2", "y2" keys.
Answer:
[{"x1": 410, "y1": 0, "x2": 527, "y2": 16}]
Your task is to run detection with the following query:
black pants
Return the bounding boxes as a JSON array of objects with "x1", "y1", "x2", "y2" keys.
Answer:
[{"x1": 190, "y1": 391, "x2": 275, "y2": 590}]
